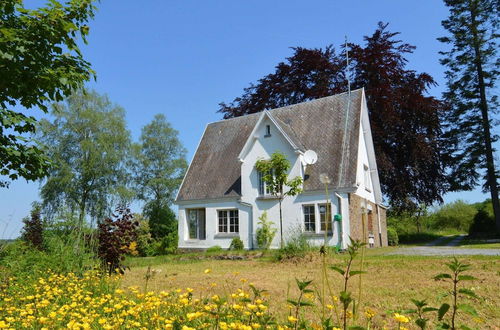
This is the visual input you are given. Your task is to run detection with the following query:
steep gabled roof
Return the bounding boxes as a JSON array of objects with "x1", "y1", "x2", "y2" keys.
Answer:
[{"x1": 176, "y1": 89, "x2": 363, "y2": 202}]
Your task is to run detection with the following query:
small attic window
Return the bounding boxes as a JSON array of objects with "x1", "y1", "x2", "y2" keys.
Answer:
[{"x1": 264, "y1": 125, "x2": 271, "y2": 137}]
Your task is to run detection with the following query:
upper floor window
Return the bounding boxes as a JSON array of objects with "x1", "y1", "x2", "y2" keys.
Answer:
[
  {"x1": 218, "y1": 209, "x2": 239, "y2": 233},
  {"x1": 258, "y1": 170, "x2": 273, "y2": 196},
  {"x1": 264, "y1": 125, "x2": 271, "y2": 137}
]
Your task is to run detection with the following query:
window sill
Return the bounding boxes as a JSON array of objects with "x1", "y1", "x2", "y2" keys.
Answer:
[
  {"x1": 214, "y1": 233, "x2": 240, "y2": 239},
  {"x1": 257, "y1": 195, "x2": 278, "y2": 200},
  {"x1": 302, "y1": 232, "x2": 333, "y2": 237}
]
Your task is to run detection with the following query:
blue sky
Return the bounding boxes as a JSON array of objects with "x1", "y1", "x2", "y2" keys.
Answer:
[{"x1": 0, "y1": 0, "x2": 494, "y2": 239}]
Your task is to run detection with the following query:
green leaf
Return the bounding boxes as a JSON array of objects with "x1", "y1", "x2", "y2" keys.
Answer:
[
  {"x1": 457, "y1": 275, "x2": 476, "y2": 281},
  {"x1": 434, "y1": 273, "x2": 452, "y2": 280},
  {"x1": 348, "y1": 327, "x2": 366, "y2": 330},
  {"x1": 415, "y1": 318, "x2": 428, "y2": 329},
  {"x1": 438, "y1": 303, "x2": 450, "y2": 320},
  {"x1": 349, "y1": 270, "x2": 367, "y2": 276},
  {"x1": 457, "y1": 304, "x2": 478, "y2": 316},
  {"x1": 458, "y1": 288, "x2": 479, "y2": 299},
  {"x1": 295, "y1": 278, "x2": 313, "y2": 291},
  {"x1": 422, "y1": 307, "x2": 438, "y2": 312},
  {"x1": 330, "y1": 266, "x2": 345, "y2": 275},
  {"x1": 459, "y1": 325, "x2": 472, "y2": 330},
  {"x1": 286, "y1": 299, "x2": 298, "y2": 306}
]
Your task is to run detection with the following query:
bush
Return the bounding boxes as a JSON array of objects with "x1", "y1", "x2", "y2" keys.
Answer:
[
  {"x1": 256, "y1": 211, "x2": 277, "y2": 250},
  {"x1": 469, "y1": 209, "x2": 496, "y2": 236},
  {"x1": 431, "y1": 200, "x2": 477, "y2": 231},
  {"x1": 276, "y1": 226, "x2": 312, "y2": 260},
  {"x1": 20, "y1": 203, "x2": 44, "y2": 250},
  {"x1": 229, "y1": 237, "x2": 244, "y2": 251},
  {"x1": 206, "y1": 245, "x2": 223, "y2": 253},
  {"x1": 97, "y1": 206, "x2": 139, "y2": 274},
  {"x1": 387, "y1": 226, "x2": 399, "y2": 246}
]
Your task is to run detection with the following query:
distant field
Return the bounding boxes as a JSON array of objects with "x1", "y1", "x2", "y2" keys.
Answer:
[{"x1": 123, "y1": 250, "x2": 500, "y2": 328}]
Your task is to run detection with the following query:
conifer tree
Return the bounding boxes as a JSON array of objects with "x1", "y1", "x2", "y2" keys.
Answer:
[{"x1": 439, "y1": 0, "x2": 499, "y2": 231}]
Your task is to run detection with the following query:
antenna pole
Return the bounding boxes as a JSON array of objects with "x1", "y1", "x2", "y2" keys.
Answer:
[{"x1": 345, "y1": 36, "x2": 351, "y2": 95}]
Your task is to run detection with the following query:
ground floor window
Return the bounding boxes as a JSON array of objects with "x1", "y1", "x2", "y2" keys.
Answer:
[
  {"x1": 218, "y1": 209, "x2": 239, "y2": 233},
  {"x1": 302, "y1": 203, "x2": 333, "y2": 233},
  {"x1": 303, "y1": 205, "x2": 316, "y2": 232},
  {"x1": 187, "y1": 208, "x2": 206, "y2": 239},
  {"x1": 319, "y1": 203, "x2": 332, "y2": 232}
]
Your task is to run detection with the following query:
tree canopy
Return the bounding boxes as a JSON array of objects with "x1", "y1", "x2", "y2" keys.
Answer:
[
  {"x1": 439, "y1": 0, "x2": 499, "y2": 230},
  {"x1": 219, "y1": 23, "x2": 446, "y2": 211},
  {"x1": 39, "y1": 90, "x2": 131, "y2": 225},
  {"x1": 131, "y1": 114, "x2": 187, "y2": 238},
  {"x1": 0, "y1": 0, "x2": 97, "y2": 187}
]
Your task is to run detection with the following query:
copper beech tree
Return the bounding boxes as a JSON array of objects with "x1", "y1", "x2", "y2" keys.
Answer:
[{"x1": 220, "y1": 23, "x2": 447, "y2": 212}]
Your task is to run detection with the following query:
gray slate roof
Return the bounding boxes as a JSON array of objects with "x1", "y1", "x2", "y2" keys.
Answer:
[{"x1": 176, "y1": 89, "x2": 363, "y2": 202}]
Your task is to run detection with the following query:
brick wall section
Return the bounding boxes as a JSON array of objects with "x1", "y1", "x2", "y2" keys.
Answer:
[{"x1": 348, "y1": 194, "x2": 388, "y2": 247}]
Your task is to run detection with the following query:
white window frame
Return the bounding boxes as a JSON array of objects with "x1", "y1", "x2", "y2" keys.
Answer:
[
  {"x1": 302, "y1": 204, "x2": 316, "y2": 232},
  {"x1": 257, "y1": 170, "x2": 273, "y2": 196},
  {"x1": 318, "y1": 203, "x2": 333, "y2": 233},
  {"x1": 301, "y1": 202, "x2": 333, "y2": 234},
  {"x1": 217, "y1": 209, "x2": 239, "y2": 234}
]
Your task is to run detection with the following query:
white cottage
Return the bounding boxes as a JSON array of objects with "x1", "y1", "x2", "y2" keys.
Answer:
[{"x1": 175, "y1": 88, "x2": 388, "y2": 250}]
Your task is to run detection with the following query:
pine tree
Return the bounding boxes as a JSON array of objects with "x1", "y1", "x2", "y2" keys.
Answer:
[{"x1": 439, "y1": 0, "x2": 499, "y2": 231}]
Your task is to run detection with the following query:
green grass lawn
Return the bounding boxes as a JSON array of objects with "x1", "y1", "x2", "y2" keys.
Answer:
[{"x1": 123, "y1": 250, "x2": 499, "y2": 328}]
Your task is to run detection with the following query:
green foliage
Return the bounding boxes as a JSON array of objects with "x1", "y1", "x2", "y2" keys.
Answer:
[
  {"x1": 255, "y1": 152, "x2": 303, "y2": 198},
  {"x1": 39, "y1": 89, "x2": 131, "y2": 224},
  {"x1": 206, "y1": 245, "x2": 223, "y2": 253},
  {"x1": 143, "y1": 202, "x2": 177, "y2": 240},
  {"x1": 431, "y1": 200, "x2": 477, "y2": 231},
  {"x1": 434, "y1": 258, "x2": 480, "y2": 329},
  {"x1": 275, "y1": 227, "x2": 312, "y2": 261},
  {"x1": 387, "y1": 226, "x2": 399, "y2": 246},
  {"x1": 439, "y1": 0, "x2": 500, "y2": 230},
  {"x1": 131, "y1": 114, "x2": 187, "y2": 208},
  {"x1": 229, "y1": 237, "x2": 244, "y2": 251},
  {"x1": 0, "y1": 0, "x2": 97, "y2": 186},
  {"x1": 256, "y1": 152, "x2": 303, "y2": 248},
  {"x1": 256, "y1": 211, "x2": 277, "y2": 250},
  {"x1": 469, "y1": 200, "x2": 496, "y2": 236}
]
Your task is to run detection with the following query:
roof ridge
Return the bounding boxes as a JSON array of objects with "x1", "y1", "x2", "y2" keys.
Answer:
[{"x1": 207, "y1": 88, "x2": 364, "y2": 126}]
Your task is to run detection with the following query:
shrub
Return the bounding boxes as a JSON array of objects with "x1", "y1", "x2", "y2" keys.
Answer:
[
  {"x1": 229, "y1": 237, "x2": 244, "y2": 250},
  {"x1": 206, "y1": 245, "x2": 223, "y2": 253},
  {"x1": 430, "y1": 200, "x2": 477, "y2": 231},
  {"x1": 256, "y1": 211, "x2": 277, "y2": 250},
  {"x1": 276, "y1": 226, "x2": 312, "y2": 260},
  {"x1": 387, "y1": 226, "x2": 399, "y2": 246},
  {"x1": 20, "y1": 203, "x2": 44, "y2": 250},
  {"x1": 97, "y1": 206, "x2": 139, "y2": 274},
  {"x1": 469, "y1": 208, "x2": 496, "y2": 236}
]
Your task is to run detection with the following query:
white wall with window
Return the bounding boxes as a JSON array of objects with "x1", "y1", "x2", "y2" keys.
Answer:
[{"x1": 178, "y1": 201, "x2": 250, "y2": 249}]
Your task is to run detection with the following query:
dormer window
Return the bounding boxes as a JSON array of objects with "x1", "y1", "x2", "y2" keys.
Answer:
[{"x1": 264, "y1": 125, "x2": 271, "y2": 137}]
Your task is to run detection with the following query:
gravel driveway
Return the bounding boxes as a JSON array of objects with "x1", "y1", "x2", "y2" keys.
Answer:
[{"x1": 386, "y1": 235, "x2": 500, "y2": 256}]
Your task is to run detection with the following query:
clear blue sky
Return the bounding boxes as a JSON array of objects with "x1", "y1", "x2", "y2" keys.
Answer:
[{"x1": 0, "y1": 0, "x2": 494, "y2": 239}]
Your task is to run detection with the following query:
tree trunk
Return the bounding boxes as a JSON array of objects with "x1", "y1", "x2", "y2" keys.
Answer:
[
  {"x1": 279, "y1": 198, "x2": 284, "y2": 248},
  {"x1": 470, "y1": 6, "x2": 500, "y2": 233}
]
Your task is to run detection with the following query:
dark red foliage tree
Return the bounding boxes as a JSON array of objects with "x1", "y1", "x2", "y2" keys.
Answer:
[
  {"x1": 21, "y1": 203, "x2": 44, "y2": 250},
  {"x1": 219, "y1": 22, "x2": 447, "y2": 211},
  {"x1": 97, "y1": 206, "x2": 139, "y2": 274}
]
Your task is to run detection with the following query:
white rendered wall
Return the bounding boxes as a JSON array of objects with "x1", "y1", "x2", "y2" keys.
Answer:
[
  {"x1": 354, "y1": 121, "x2": 376, "y2": 203},
  {"x1": 178, "y1": 200, "x2": 251, "y2": 249}
]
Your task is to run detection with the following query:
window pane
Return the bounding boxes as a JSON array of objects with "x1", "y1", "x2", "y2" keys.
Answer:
[
  {"x1": 319, "y1": 204, "x2": 331, "y2": 231},
  {"x1": 188, "y1": 210, "x2": 198, "y2": 239},
  {"x1": 229, "y1": 210, "x2": 239, "y2": 233},
  {"x1": 218, "y1": 210, "x2": 228, "y2": 233},
  {"x1": 303, "y1": 205, "x2": 315, "y2": 232}
]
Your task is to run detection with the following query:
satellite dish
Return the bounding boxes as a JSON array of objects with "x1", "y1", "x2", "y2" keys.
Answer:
[{"x1": 303, "y1": 150, "x2": 318, "y2": 165}]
